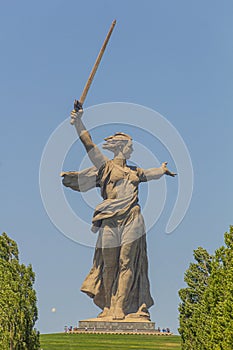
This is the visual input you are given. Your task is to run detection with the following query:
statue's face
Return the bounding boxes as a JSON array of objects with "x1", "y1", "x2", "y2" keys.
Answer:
[{"x1": 122, "y1": 141, "x2": 134, "y2": 159}]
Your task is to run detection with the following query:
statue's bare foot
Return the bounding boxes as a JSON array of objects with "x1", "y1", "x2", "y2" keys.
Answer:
[
  {"x1": 113, "y1": 308, "x2": 125, "y2": 320},
  {"x1": 98, "y1": 307, "x2": 111, "y2": 318}
]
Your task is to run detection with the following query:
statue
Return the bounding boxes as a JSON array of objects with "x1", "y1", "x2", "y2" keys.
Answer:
[
  {"x1": 60, "y1": 20, "x2": 176, "y2": 322},
  {"x1": 61, "y1": 107, "x2": 176, "y2": 321}
]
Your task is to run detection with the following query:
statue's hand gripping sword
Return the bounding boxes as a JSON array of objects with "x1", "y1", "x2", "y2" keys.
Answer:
[{"x1": 70, "y1": 20, "x2": 116, "y2": 124}]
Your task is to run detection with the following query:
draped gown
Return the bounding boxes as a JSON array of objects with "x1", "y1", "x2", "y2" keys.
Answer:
[{"x1": 62, "y1": 159, "x2": 165, "y2": 317}]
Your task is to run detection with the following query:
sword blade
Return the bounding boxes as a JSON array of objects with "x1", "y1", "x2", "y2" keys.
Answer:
[{"x1": 79, "y1": 19, "x2": 116, "y2": 105}]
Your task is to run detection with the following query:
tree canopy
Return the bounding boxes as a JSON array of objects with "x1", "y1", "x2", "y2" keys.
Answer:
[
  {"x1": 179, "y1": 226, "x2": 233, "y2": 350},
  {"x1": 0, "y1": 232, "x2": 40, "y2": 350}
]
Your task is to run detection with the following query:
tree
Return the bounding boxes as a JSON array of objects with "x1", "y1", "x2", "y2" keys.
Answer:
[
  {"x1": 178, "y1": 247, "x2": 212, "y2": 349},
  {"x1": 179, "y1": 226, "x2": 233, "y2": 350},
  {"x1": 0, "y1": 233, "x2": 40, "y2": 350},
  {"x1": 199, "y1": 226, "x2": 233, "y2": 349}
]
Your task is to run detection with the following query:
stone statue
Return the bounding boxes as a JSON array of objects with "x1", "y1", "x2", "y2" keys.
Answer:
[{"x1": 61, "y1": 107, "x2": 176, "y2": 321}]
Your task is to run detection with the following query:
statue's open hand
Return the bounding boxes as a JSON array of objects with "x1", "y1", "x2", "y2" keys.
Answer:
[{"x1": 162, "y1": 162, "x2": 177, "y2": 177}]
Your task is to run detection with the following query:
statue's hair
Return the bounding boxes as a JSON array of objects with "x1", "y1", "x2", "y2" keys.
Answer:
[{"x1": 102, "y1": 132, "x2": 132, "y2": 152}]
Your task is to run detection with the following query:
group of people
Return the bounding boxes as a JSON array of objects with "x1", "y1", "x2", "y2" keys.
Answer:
[
  {"x1": 64, "y1": 325, "x2": 171, "y2": 333},
  {"x1": 157, "y1": 327, "x2": 171, "y2": 333},
  {"x1": 64, "y1": 326, "x2": 78, "y2": 333}
]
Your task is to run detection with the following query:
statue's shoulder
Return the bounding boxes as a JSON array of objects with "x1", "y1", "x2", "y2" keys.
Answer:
[{"x1": 97, "y1": 160, "x2": 114, "y2": 181}]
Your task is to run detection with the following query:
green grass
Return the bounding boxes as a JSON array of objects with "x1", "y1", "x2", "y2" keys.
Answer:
[{"x1": 40, "y1": 333, "x2": 181, "y2": 350}]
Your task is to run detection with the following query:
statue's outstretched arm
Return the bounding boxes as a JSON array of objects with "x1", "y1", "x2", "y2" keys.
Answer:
[
  {"x1": 71, "y1": 109, "x2": 108, "y2": 169},
  {"x1": 139, "y1": 162, "x2": 176, "y2": 182}
]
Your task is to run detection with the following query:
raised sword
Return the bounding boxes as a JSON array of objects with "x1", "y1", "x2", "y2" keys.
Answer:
[{"x1": 71, "y1": 19, "x2": 116, "y2": 124}]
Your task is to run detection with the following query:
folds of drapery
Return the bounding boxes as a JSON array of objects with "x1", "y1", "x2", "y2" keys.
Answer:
[{"x1": 81, "y1": 234, "x2": 154, "y2": 314}]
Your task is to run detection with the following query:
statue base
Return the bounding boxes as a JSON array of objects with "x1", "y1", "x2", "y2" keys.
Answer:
[{"x1": 78, "y1": 317, "x2": 155, "y2": 332}]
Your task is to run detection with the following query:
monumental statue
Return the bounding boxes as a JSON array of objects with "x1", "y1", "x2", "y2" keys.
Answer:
[{"x1": 60, "y1": 20, "x2": 176, "y2": 323}]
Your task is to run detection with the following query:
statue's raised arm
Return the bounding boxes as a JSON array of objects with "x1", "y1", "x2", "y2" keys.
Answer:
[{"x1": 70, "y1": 104, "x2": 108, "y2": 169}]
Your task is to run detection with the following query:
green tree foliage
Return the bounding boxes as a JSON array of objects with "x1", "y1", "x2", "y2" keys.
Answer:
[
  {"x1": 0, "y1": 233, "x2": 40, "y2": 350},
  {"x1": 179, "y1": 226, "x2": 233, "y2": 350},
  {"x1": 178, "y1": 247, "x2": 212, "y2": 349}
]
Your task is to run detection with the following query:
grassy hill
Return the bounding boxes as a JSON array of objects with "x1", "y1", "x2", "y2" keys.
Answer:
[{"x1": 40, "y1": 333, "x2": 181, "y2": 350}]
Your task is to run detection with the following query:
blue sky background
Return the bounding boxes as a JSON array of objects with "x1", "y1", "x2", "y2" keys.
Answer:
[{"x1": 1, "y1": 0, "x2": 233, "y2": 334}]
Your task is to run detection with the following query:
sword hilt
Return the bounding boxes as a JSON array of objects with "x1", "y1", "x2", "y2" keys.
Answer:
[
  {"x1": 70, "y1": 100, "x2": 83, "y2": 125},
  {"x1": 74, "y1": 99, "x2": 83, "y2": 112}
]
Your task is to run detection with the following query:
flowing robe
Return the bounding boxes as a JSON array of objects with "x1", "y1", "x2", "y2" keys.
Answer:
[{"x1": 62, "y1": 160, "x2": 158, "y2": 315}]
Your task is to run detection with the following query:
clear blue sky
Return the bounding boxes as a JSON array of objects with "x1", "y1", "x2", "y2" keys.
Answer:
[{"x1": 1, "y1": 0, "x2": 233, "y2": 334}]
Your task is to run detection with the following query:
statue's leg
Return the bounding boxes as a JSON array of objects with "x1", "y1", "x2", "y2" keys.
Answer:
[
  {"x1": 113, "y1": 240, "x2": 137, "y2": 320},
  {"x1": 98, "y1": 222, "x2": 120, "y2": 318}
]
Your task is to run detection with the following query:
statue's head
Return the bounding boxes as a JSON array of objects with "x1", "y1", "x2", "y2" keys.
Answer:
[{"x1": 102, "y1": 132, "x2": 133, "y2": 159}]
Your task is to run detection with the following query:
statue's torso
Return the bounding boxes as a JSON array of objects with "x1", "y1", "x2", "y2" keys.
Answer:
[{"x1": 99, "y1": 161, "x2": 140, "y2": 202}]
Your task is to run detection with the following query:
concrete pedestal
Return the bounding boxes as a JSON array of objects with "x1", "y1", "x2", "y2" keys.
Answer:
[{"x1": 78, "y1": 317, "x2": 155, "y2": 332}]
